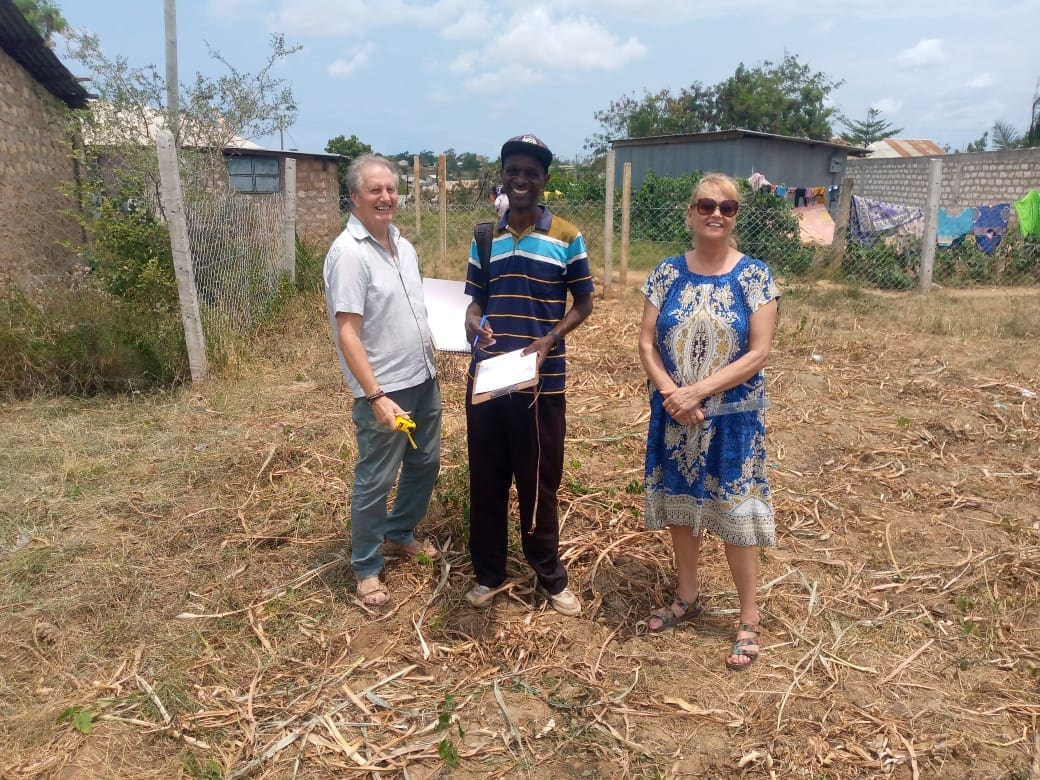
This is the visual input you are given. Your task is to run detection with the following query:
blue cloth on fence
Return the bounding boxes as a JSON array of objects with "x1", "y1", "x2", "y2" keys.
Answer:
[
  {"x1": 972, "y1": 203, "x2": 1010, "y2": 254},
  {"x1": 937, "y1": 207, "x2": 974, "y2": 247},
  {"x1": 849, "y1": 195, "x2": 924, "y2": 247},
  {"x1": 775, "y1": 184, "x2": 788, "y2": 198}
]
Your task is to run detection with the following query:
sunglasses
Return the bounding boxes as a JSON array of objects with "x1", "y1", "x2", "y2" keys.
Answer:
[{"x1": 695, "y1": 198, "x2": 740, "y2": 217}]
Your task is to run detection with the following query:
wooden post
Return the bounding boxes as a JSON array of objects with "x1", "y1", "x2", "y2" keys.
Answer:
[
  {"x1": 918, "y1": 158, "x2": 942, "y2": 294},
  {"x1": 413, "y1": 154, "x2": 421, "y2": 240},
  {"x1": 619, "y1": 162, "x2": 632, "y2": 292},
  {"x1": 156, "y1": 130, "x2": 208, "y2": 381},
  {"x1": 283, "y1": 157, "x2": 297, "y2": 285},
  {"x1": 828, "y1": 176, "x2": 854, "y2": 273},
  {"x1": 602, "y1": 149, "x2": 615, "y2": 297},
  {"x1": 438, "y1": 154, "x2": 447, "y2": 273}
]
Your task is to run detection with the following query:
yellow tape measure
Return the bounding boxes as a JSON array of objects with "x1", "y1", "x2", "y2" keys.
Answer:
[{"x1": 394, "y1": 415, "x2": 417, "y2": 448}]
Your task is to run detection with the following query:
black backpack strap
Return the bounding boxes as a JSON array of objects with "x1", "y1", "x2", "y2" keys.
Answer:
[{"x1": 473, "y1": 221, "x2": 494, "y2": 309}]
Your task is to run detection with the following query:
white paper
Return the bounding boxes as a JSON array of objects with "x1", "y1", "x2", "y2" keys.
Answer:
[
  {"x1": 472, "y1": 349, "x2": 538, "y2": 395},
  {"x1": 422, "y1": 278, "x2": 471, "y2": 352}
]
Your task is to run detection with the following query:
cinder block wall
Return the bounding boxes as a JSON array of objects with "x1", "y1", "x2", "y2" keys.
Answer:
[
  {"x1": 293, "y1": 157, "x2": 340, "y2": 249},
  {"x1": 0, "y1": 48, "x2": 83, "y2": 289},
  {"x1": 845, "y1": 149, "x2": 1040, "y2": 212}
]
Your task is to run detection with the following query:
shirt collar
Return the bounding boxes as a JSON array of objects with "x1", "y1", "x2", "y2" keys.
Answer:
[
  {"x1": 346, "y1": 213, "x2": 400, "y2": 245},
  {"x1": 496, "y1": 204, "x2": 553, "y2": 231}
]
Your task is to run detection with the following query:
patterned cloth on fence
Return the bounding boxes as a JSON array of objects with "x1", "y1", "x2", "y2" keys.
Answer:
[
  {"x1": 1014, "y1": 190, "x2": 1040, "y2": 236},
  {"x1": 972, "y1": 203, "x2": 1011, "y2": 255},
  {"x1": 792, "y1": 204, "x2": 835, "y2": 245},
  {"x1": 775, "y1": 184, "x2": 788, "y2": 198},
  {"x1": 849, "y1": 195, "x2": 924, "y2": 247},
  {"x1": 937, "y1": 207, "x2": 974, "y2": 247}
]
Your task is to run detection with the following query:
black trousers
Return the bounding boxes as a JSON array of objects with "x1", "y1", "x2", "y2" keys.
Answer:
[{"x1": 465, "y1": 386, "x2": 568, "y2": 595}]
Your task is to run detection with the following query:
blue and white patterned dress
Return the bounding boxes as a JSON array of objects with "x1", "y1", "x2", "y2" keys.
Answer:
[{"x1": 643, "y1": 254, "x2": 779, "y2": 546}]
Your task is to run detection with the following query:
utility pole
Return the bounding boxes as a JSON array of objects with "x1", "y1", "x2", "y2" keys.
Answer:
[{"x1": 164, "y1": 0, "x2": 178, "y2": 140}]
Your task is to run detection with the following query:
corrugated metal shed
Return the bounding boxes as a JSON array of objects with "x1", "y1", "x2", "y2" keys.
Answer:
[
  {"x1": 0, "y1": 0, "x2": 88, "y2": 108},
  {"x1": 866, "y1": 139, "x2": 946, "y2": 158},
  {"x1": 610, "y1": 128, "x2": 870, "y2": 190}
]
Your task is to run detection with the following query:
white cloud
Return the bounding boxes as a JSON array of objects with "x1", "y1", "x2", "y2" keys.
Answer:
[
  {"x1": 815, "y1": 18, "x2": 836, "y2": 34},
  {"x1": 327, "y1": 43, "x2": 374, "y2": 77},
  {"x1": 966, "y1": 73, "x2": 994, "y2": 89},
  {"x1": 871, "y1": 98, "x2": 902, "y2": 114},
  {"x1": 897, "y1": 38, "x2": 947, "y2": 69},
  {"x1": 497, "y1": 8, "x2": 646, "y2": 72}
]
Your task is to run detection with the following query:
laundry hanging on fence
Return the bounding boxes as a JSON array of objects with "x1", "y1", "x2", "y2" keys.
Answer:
[
  {"x1": 1014, "y1": 190, "x2": 1040, "y2": 236},
  {"x1": 972, "y1": 203, "x2": 1011, "y2": 255},
  {"x1": 748, "y1": 172, "x2": 772, "y2": 192},
  {"x1": 849, "y1": 195, "x2": 924, "y2": 247},
  {"x1": 937, "y1": 207, "x2": 974, "y2": 247}
]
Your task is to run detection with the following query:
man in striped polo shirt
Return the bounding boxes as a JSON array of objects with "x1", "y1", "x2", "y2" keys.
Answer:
[{"x1": 463, "y1": 134, "x2": 594, "y2": 616}]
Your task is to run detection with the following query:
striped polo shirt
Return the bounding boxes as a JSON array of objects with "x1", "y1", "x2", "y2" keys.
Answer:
[{"x1": 465, "y1": 206, "x2": 594, "y2": 394}]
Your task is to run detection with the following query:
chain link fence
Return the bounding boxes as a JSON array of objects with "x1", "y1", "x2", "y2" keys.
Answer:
[
  {"x1": 397, "y1": 182, "x2": 1039, "y2": 292},
  {"x1": 184, "y1": 185, "x2": 288, "y2": 335}
]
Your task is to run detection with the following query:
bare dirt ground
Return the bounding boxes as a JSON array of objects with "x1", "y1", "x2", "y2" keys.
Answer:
[{"x1": 1, "y1": 283, "x2": 1039, "y2": 779}]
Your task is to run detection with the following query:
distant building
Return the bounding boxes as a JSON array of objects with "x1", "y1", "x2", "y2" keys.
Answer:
[
  {"x1": 866, "y1": 139, "x2": 946, "y2": 158},
  {"x1": 0, "y1": 0, "x2": 89, "y2": 288},
  {"x1": 610, "y1": 129, "x2": 869, "y2": 191}
]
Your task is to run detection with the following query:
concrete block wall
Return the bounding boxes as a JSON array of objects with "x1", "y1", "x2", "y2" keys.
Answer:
[
  {"x1": 0, "y1": 48, "x2": 83, "y2": 289},
  {"x1": 846, "y1": 148, "x2": 1040, "y2": 213},
  {"x1": 292, "y1": 157, "x2": 341, "y2": 249}
]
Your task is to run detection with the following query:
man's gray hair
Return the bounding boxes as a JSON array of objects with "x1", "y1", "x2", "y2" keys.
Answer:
[{"x1": 346, "y1": 154, "x2": 396, "y2": 196}]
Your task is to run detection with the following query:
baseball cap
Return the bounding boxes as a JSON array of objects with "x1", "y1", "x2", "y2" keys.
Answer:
[{"x1": 501, "y1": 134, "x2": 552, "y2": 172}]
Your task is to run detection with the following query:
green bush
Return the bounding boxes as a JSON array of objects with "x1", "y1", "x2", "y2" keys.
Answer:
[
  {"x1": 841, "y1": 241, "x2": 915, "y2": 290},
  {"x1": 737, "y1": 190, "x2": 815, "y2": 276},
  {"x1": 295, "y1": 234, "x2": 325, "y2": 294},
  {"x1": 0, "y1": 286, "x2": 187, "y2": 397}
]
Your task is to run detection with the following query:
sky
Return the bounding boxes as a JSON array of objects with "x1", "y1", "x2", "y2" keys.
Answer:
[{"x1": 53, "y1": 0, "x2": 1039, "y2": 161}]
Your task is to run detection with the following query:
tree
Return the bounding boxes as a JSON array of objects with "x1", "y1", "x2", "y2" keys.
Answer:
[
  {"x1": 14, "y1": 0, "x2": 67, "y2": 42},
  {"x1": 965, "y1": 131, "x2": 989, "y2": 153},
  {"x1": 585, "y1": 53, "x2": 842, "y2": 154},
  {"x1": 714, "y1": 54, "x2": 842, "y2": 139},
  {"x1": 325, "y1": 134, "x2": 372, "y2": 204},
  {"x1": 991, "y1": 120, "x2": 1022, "y2": 150},
  {"x1": 839, "y1": 107, "x2": 903, "y2": 146}
]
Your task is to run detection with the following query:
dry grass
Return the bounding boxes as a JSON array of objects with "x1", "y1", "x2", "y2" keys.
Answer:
[{"x1": 1, "y1": 281, "x2": 1039, "y2": 779}]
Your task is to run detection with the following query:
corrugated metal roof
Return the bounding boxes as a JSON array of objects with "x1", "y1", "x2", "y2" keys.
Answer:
[
  {"x1": 866, "y1": 139, "x2": 946, "y2": 158},
  {"x1": 0, "y1": 0, "x2": 89, "y2": 108},
  {"x1": 612, "y1": 128, "x2": 871, "y2": 156}
]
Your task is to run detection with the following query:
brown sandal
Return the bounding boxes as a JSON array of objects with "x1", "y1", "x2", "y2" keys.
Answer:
[
  {"x1": 726, "y1": 623, "x2": 761, "y2": 671},
  {"x1": 646, "y1": 595, "x2": 704, "y2": 632},
  {"x1": 380, "y1": 536, "x2": 439, "y2": 560},
  {"x1": 357, "y1": 577, "x2": 390, "y2": 607}
]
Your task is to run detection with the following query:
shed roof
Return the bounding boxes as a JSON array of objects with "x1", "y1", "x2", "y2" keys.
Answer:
[
  {"x1": 612, "y1": 128, "x2": 870, "y2": 156},
  {"x1": 866, "y1": 138, "x2": 946, "y2": 158},
  {"x1": 0, "y1": 0, "x2": 89, "y2": 108}
]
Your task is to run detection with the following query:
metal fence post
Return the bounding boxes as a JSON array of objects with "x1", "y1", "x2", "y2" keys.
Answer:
[
  {"x1": 602, "y1": 150, "x2": 615, "y2": 297},
  {"x1": 156, "y1": 130, "x2": 208, "y2": 382},
  {"x1": 918, "y1": 158, "x2": 942, "y2": 294}
]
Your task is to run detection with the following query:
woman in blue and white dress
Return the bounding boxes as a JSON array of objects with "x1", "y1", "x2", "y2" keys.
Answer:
[{"x1": 638, "y1": 173, "x2": 780, "y2": 671}]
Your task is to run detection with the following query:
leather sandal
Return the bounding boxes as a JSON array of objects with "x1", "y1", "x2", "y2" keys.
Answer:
[
  {"x1": 646, "y1": 595, "x2": 704, "y2": 633},
  {"x1": 725, "y1": 623, "x2": 761, "y2": 671},
  {"x1": 380, "y1": 535, "x2": 439, "y2": 560},
  {"x1": 357, "y1": 577, "x2": 390, "y2": 607}
]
